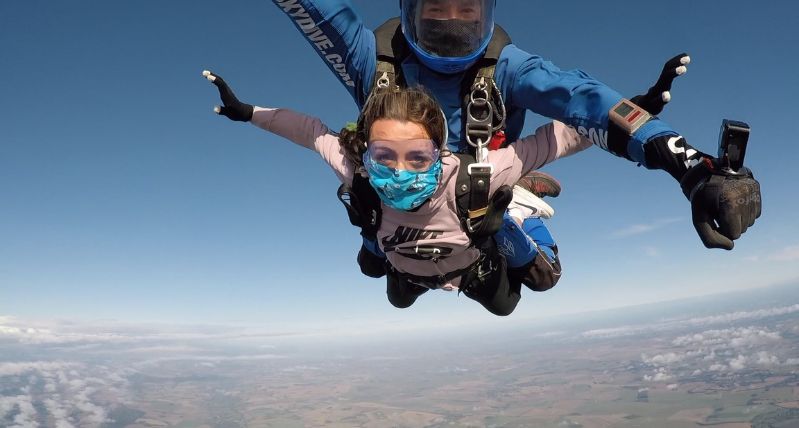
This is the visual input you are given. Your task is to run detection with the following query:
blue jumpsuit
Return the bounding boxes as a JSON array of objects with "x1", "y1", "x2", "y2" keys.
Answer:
[{"x1": 271, "y1": 0, "x2": 677, "y2": 269}]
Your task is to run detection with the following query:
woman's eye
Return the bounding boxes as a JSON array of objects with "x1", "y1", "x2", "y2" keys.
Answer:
[
  {"x1": 373, "y1": 155, "x2": 397, "y2": 167},
  {"x1": 408, "y1": 158, "x2": 432, "y2": 170}
]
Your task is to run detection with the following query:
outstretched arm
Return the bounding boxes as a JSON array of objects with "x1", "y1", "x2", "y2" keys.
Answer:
[
  {"x1": 270, "y1": 0, "x2": 377, "y2": 106},
  {"x1": 501, "y1": 48, "x2": 685, "y2": 163},
  {"x1": 500, "y1": 54, "x2": 691, "y2": 179},
  {"x1": 505, "y1": 53, "x2": 760, "y2": 250},
  {"x1": 203, "y1": 70, "x2": 356, "y2": 184},
  {"x1": 610, "y1": 55, "x2": 759, "y2": 250}
]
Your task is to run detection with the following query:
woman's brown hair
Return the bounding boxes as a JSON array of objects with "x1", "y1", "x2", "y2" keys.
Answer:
[{"x1": 338, "y1": 86, "x2": 447, "y2": 168}]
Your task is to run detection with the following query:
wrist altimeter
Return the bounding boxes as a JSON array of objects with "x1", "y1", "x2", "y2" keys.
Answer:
[{"x1": 609, "y1": 98, "x2": 653, "y2": 135}]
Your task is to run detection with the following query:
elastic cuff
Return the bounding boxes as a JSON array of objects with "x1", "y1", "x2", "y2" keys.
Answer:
[{"x1": 629, "y1": 119, "x2": 678, "y2": 165}]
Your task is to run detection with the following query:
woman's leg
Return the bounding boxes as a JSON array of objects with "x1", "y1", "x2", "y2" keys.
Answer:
[
  {"x1": 386, "y1": 272, "x2": 429, "y2": 309},
  {"x1": 460, "y1": 241, "x2": 522, "y2": 316}
]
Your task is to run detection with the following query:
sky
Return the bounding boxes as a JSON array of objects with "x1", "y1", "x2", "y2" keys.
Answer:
[{"x1": 1, "y1": 0, "x2": 798, "y2": 333}]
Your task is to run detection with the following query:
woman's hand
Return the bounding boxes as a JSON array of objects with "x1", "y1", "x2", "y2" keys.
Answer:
[{"x1": 202, "y1": 70, "x2": 254, "y2": 122}]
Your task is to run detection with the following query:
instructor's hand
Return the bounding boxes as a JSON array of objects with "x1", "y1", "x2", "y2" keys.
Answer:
[
  {"x1": 631, "y1": 53, "x2": 690, "y2": 115},
  {"x1": 680, "y1": 159, "x2": 762, "y2": 250},
  {"x1": 202, "y1": 70, "x2": 253, "y2": 122}
]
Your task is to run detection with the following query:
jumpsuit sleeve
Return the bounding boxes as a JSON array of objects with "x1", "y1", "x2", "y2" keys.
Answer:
[
  {"x1": 249, "y1": 106, "x2": 356, "y2": 185},
  {"x1": 497, "y1": 44, "x2": 677, "y2": 167},
  {"x1": 270, "y1": 0, "x2": 377, "y2": 106}
]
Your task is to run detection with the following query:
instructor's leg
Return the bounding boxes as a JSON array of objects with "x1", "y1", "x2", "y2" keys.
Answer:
[{"x1": 496, "y1": 214, "x2": 562, "y2": 292}]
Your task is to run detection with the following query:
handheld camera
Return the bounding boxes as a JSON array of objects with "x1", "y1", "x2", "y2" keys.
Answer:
[{"x1": 717, "y1": 119, "x2": 750, "y2": 173}]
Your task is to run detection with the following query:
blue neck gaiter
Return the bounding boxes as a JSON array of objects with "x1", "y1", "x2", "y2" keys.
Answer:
[{"x1": 363, "y1": 156, "x2": 442, "y2": 211}]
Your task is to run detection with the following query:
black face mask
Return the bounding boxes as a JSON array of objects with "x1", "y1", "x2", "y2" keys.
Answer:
[{"x1": 417, "y1": 19, "x2": 482, "y2": 58}]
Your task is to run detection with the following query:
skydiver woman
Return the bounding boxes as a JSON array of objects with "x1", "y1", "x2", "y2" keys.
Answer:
[{"x1": 203, "y1": 72, "x2": 593, "y2": 316}]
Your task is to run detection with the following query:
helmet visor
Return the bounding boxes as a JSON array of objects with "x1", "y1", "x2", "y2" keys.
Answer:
[{"x1": 401, "y1": 0, "x2": 495, "y2": 59}]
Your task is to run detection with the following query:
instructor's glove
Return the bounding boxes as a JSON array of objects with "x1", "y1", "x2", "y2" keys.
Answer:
[
  {"x1": 630, "y1": 53, "x2": 690, "y2": 115},
  {"x1": 202, "y1": 70, "x2": 254, "y2": 122},
  {"x1": 679, "y1": 158, "x2": 762, "y2": 250},
  {"x1": 608, "y1": 54, "x2": 690, "y2": 160}
]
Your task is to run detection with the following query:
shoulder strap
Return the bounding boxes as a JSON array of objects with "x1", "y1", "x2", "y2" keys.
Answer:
[
  {"x1": 454, "y1": 153, "x2": 476, "y2": 220},
  {"x1": 374, "y1": 17, "x2": 407, "y2": 63},
  {"x1": 485, "y1": 24, "x2": 512, "y2": 62},
  {"x1": 461, "y1": 24, "x2": 511, "y2": 152},
  {"x1": 336, "y1": 173, "x2": 382, "y2": 240},
  {"x1": 372, "y1": 17, "x2": 407, "y2": 93},
  {"x1": 454, "y1": 153, "x2": 502, "y2": 244}
]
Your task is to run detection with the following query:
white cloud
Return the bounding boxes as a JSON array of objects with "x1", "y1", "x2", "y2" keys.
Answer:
[
  {"x1": 0, "y1": 395, "x2": 37, "y2": 428},
  {"x1": 582, "y1": 325, "x2": 648, "y2": 339},
  {"x1": 643, "y1": 246, "x2": 661, "y2": 257},
  {"x1": 673, "y1": 327, "x2": 781, "y2": 348},
  {"x1": 133, "y1": 353, "x2": 286, "y2": 368},
  {"x1": 0, "y1": 360, "x2": 128, "y2": 427},
  {"x1": 754, "y1": 351, "x2": 780, "y2": 368},
  {"x1": 642, "y1": 352, "x2": 685, "y2": 365},
  {"x1": 637, "y1": 322, "x2": 799, "y2": 379},
  {"x1": 43, "y1": 399, "x2": 75, "y2": 428},
  {"x1": 0, "y1": 323, "x2": 130, "y2": 345},
  {"x1": 768, "y1": 245, "x2": 799, "y2": 262},
  {"x1": 729, "y1": 354, "x2": 747, "y2": 371},
  {"x1": 0, "y1": 362, "x2": 77, "y2": 377},
  {"x1": 685, "y1": 304, "x2": 799, "y2": 327},
  {"x1": 610, "y1": 217, "x2": 682, "y2": 238},
  {"x1": 0, "y1": 315, "x2": 305, "y2": 348},
  {"x1": 644, "y1": 368, "x2": 674, "y2": 382},
  {"x1": 580, "y1": 304, "x2": 799, "y2": 342}
]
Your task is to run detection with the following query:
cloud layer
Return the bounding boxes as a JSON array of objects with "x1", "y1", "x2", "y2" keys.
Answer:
[{"x1": 0, "y1": 360, "x2": 131, "y2": 427}]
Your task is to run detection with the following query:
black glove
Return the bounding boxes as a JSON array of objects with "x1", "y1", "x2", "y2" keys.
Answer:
[
  {"x1": 202, "y1": 70, "x2": 254, "y2": 122},
  {"x1": 608, "y1": 53, "x2": 690, "y2": 160},
  {"x1": 680, "y1": 159, "x2": 762, "y2": 250},
  {"x1": 468, "y1": 184, "x2": 513, "y2": 239},
  {"x1": 630, "y1": 53, "x2": 690, "y2": 115}
]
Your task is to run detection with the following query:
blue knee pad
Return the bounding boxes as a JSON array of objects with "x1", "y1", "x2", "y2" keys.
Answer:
[{"x1": 494, "y1": 213, "x2": 556, "y2": 268}]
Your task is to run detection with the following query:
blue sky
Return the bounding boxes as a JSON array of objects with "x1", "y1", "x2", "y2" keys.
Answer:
[{"x1": 1, "y1": 0, "x2": 797, "y2": 331}]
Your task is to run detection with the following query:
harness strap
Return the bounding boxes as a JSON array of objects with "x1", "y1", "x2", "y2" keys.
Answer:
[
  {"x1": 460, "y1": 25, "x2": 510, "y2": 151},
  {"x1": 337, "y1": 173, "x2": 382, "y2": 240},
  {"x1": 467, "y1": 165, "x2": 491, "y2": 223},
  {"x1": 388, "y1": 259, "x2": 476, "y2": 289},
  {"x1": 371, "y1": 17, "x2": 406, "y2": 97}
]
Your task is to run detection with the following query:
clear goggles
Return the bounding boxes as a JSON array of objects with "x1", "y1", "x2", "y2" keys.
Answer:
[{"x1": 364, "y1": 139, "x2": 440, "y2": 172}]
